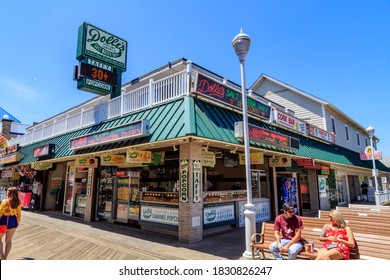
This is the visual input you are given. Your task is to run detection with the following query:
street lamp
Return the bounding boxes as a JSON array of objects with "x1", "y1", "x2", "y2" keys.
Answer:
[
  {"x1": 366, "y1": 125, "x2": 380, "y2": 206},
  {"x1": 232, "y1": 29, "x2": 255, "y2": 259}
]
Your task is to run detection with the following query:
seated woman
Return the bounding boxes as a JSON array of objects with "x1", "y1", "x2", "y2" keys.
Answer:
[{"x1": 316, "y1": 210, "x2": 355, "y2": 260}]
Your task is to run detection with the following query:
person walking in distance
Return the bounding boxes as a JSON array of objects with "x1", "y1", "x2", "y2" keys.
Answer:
[
  {"x1": 269, "y1": 203, "x2": 304, "y2": 260},
  {"x1": 0, "y1": 187, "x2": 22, "y2": 260},
  {"x1": 360, "y1": 181, "x2": 368, "y2": 201}
]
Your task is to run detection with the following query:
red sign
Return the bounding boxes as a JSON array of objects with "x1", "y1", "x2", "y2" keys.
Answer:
[
  {"x1": 295, "y1": 159, "x2": 314, "y2": 166},
  {"x1": 321, "y1": 166, "x2": 330, "y2": 175},
  {"x1": 33, "y1": 144, "x2": 55, "y2": 157}
]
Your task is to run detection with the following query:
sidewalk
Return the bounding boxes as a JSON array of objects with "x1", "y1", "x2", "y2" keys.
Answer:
[{"x1": 8, "y1": 211, "x2": 259, "y2": 260}]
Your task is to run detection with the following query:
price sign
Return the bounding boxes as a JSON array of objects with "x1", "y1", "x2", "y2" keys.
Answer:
[{"x1": 79, "y1": 62, "x2": 118, "y2": 86}]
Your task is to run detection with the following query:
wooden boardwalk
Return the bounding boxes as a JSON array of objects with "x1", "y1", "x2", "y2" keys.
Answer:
[{"x1": 8, "y1": 211, "x2": 244, "y2": 260}]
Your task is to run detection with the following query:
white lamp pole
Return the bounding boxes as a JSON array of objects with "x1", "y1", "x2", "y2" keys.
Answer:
[
  {"x1": 366, "y1": 125, "x2": 380, "y2": 206},
  {"x1": 232, "y1": 29, "x2": 256, "y2": 259}
]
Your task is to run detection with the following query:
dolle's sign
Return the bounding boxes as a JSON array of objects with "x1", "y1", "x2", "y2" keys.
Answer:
[
  {"x1": 196, "y1": 74, "x2": 271, "y2": 120},
  {"x1": 77, "y1": 22, "x2": 127, "y2": 71},
  {"x1": 75, "y1": 22, "x2": 127, "y2": 97}
]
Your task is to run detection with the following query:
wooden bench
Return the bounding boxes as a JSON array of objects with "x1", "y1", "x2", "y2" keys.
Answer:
[
  {"x1": 319, "y1": 210, "x2": 390, "y2": 237},
  {"x1": 250, "y1": 222, "x2": 319, "y2": 260},
  {"x1": 251, "y1": 218, "x2": 390, "y2": 260}
]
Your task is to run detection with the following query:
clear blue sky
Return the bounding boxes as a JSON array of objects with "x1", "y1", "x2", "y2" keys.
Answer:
[{"x1": 1, "y1": 0, "x2": 389, "y2": 158}]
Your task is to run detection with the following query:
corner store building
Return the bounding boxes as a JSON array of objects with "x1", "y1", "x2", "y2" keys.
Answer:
[{"x1": 1, "y1": 58, "x2": 389, "y2": 243}]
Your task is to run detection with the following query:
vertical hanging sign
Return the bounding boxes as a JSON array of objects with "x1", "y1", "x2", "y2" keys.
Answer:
[
  {"x1": 193, "y1": 160, "x2": 201, "y2": 203},
  {"x1": 180, "y1": 160, "x2": 189, "y2": 203}
]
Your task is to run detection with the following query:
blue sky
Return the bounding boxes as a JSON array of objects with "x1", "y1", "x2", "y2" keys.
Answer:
[{"x1": 1, "y1": 0, "x2": 389, "y2": 157}]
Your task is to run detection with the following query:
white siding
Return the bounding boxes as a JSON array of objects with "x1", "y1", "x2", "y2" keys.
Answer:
[
  {"x1": 324, "y1": 110, "x2": 367, "y2": 153},
  {"x1": 262, "y1": 90, "x2": 324, "y2": 128}
]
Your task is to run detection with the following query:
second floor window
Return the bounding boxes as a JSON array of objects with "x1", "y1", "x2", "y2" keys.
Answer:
[
  {"x1": 345, "y1": 125, "x2": 349, "y2": 141},
  {"x1": 357, "y1": 132, "x2": 360, "y2": 146},
  {"x1": 331, "y1": 117, "x2": 336, "y2": 135}
]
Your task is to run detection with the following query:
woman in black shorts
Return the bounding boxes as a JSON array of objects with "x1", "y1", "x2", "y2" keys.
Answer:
[{"x1": 0, "y1": 187, "x2": 22, "y2": 260}]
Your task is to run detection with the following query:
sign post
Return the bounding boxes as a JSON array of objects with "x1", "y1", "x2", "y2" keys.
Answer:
[{"x1": 75, "y1": 22, "x2": 127, "y2": 98}]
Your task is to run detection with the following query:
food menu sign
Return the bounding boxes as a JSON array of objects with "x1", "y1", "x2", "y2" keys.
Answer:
[
  {"x1": 70, "y1": 119, "x2": 150, "y2": 150},
  {"x1": 308, "y1": 124, "x2": 335, "y2": 143},
  {"x1": 196, "y1": 74, "x2": 271, "y2": 120}
]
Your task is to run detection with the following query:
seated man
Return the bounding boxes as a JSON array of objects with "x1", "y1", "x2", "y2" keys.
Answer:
[{"x1": 269, "y1": 203, "x2": 303, "y2": 260}]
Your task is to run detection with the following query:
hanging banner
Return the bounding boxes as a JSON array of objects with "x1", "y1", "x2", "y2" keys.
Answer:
[
  {"x1": 126, "y1": 150, "x2": 152, "y2": 164},
  {"x1": 180, "y1": 160, "x2": 189, "y2": 203},
  {"x1": 193, "y1": 160, "x2": 201, "y2": 203},
  {"x1": 269, "y1": 156, "x2": 292, "y2": 167},
  {"x1": 75, "y1": 157, "x2": 98, "y2": 168},
  {"x1": 239, "y1": 152, "x2": 264, "y2": 165},
  {"x1": 100, "y1": 154, "x2": 125, "y2": 166},
  {"x1": 31, "y1": 162, "x2": 53, "y2": 170},
  {"x1": 202, "y1": 151, "x2": 215, "y2": 167}
]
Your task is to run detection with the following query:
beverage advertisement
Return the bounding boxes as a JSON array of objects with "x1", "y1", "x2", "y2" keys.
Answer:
[{"x1": 282, "y1": 178, "x2": 298, "y2": 214}]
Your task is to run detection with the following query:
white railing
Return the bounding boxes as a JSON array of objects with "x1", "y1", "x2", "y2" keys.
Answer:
[{"x1": 8, "y1": 70, "x2": 188, "y2": 147}]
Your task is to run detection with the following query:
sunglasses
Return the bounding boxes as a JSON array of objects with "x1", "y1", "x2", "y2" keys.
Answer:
[
  {"x1": 328, "y1": 216, "x2": 333, "y2": 220},
  {"x1": 287, "y1": 210, "x2": 294, "y2": 213}
]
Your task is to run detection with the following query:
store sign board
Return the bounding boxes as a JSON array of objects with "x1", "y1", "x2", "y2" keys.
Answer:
[
  {"x1": 321, "y1": 166, "x2": 330, "y2": 175},
  {"x1": 295, "y1": 159, "x2": 314, "y2": 167},
  {"x1": 31, "y1": 162, "x2": 53, "y2": 170},
  {"x1": 202, "y1": 151, "x2": 215, "y2": 167},
  {"x1": 203, "y1": 204, "x2": 235, "y2": 225},
  {"x1": 76, "y1": 22, "x2": 127, "y2": 71},
  {"x1": 0, "y1": 144, "x2": 19, "y2": 156},
  {"x1": 180, "y1": 160, "x2": 189, "y2": 203},
  {"x1": 126, "y1": 150, "x2": 152, "y2": 164},
  {"x1": 75, "y1": 157, "x2": 98, "y2": 168},
  {"x1": 70, "y1": 119, "x2": 150, "y2": 150},
  {"x1": 308, "y1": 124, "x2": 335, "y2": 143},
  {"x1": 0, "y1": 152, "x2": 22, "y2": 164},
  {"x1": 235, "y1": 122, "x2": 300, "y2": 150},
  {"x1": 360, "y1": 151, "x2": 382, "y2": 160},
  {"x1": 239, "y1": 152, "x2": 264, "y2": 165},
  {"x1": 196, "y1": 74, "x2": 271, "y2": 120},
  {"x1": 33, "y1": 144, "x2": 55, "y2": 158},
  {"x1": 100, "y1": 154, "x2": 125, "y2": 166},
  {"x1": 273, "y1": 108, "x2": 307, "y2": 134},
  {"x1": 269, "y1": 156, "x2": 292, "y2": 167},
  {"x1": 140, "y1": 205, "x2": 179, "y2": 226},
  {"x1": 1, "y1": 170, "x2": 14, "y2": 178},
  {"x1": 193, "y1": 160, "x2": 201, "y2": 203}
]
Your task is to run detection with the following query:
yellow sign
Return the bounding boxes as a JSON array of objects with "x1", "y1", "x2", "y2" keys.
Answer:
[
  {"x1": 100, "y1": 154, "x2": 125, "y2": 166},
  {"x1": 126, "y1": 150, "x2": 152, "y2": 164},
  {"x1": 75, "y1": 157, "x2": 98, "y2": 168},
  {"x1": 202, "y1": 151, "x2": 216, "y2": 167},
  {"x1": 239, "y1": 152, "x2": 264, "y2": 165},
  {"x1": 269, "y1": 156, "x2": 292, "y2": 167},
  {"x1": 0, "y1": 135, "x2": 7, "y2": 148},
  {"x1": 31, "y1": 162, "x2": 53, "y2": 170}
]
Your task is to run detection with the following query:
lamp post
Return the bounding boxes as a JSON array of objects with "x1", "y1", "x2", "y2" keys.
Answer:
[
  {"x1": 366, "y1": 125, "x2": 380, "y2": 206},
  {"x1": 232, "y1": 29, "x2": 256, "y2": 259}
]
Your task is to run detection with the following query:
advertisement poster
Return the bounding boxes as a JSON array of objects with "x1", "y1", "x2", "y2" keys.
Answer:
[
  {"x1": 282, "y1": 178, "x2": 298, "y2": 214},
  {"x1": 318, "y1": 176, "x2": 327, "y2": 198}
]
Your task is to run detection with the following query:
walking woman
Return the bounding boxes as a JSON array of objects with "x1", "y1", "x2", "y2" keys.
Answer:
[{"x1": 0, "y1": 187, "x2": 22, "y2": 260}]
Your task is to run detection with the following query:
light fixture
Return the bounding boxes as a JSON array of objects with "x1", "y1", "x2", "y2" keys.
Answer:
[
  {"x1": 232, "y1": 28, "x2": 255, "y2": 259},
  {"x1": 172, "y1": 145, "x2": 178, "y2": 152},
  {"x1": 366, "y1": 124, "x2": 380, "y2": 206},
  {"x1": 203, "y1": 143, "x2": 209, "y2": 152},
  {"x1": 230, "y1": 147, "x2": 238, "y2": 154}
]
